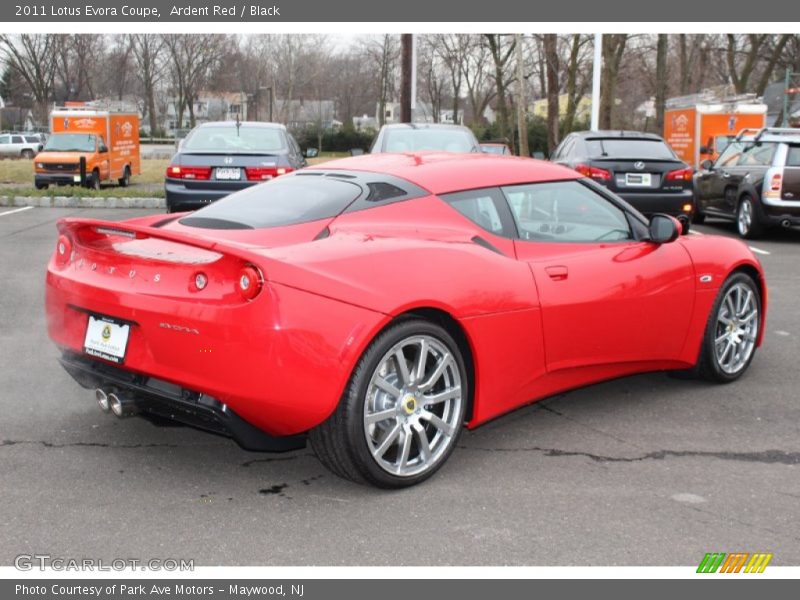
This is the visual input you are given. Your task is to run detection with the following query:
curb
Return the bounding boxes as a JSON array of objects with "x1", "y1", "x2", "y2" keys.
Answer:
[{"x1": 0, "y1": 195, "x2": 165, "y2": 209}]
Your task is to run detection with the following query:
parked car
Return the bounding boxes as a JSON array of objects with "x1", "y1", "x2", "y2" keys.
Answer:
[
  {"x1": 165, "y1": 121, "x2": 307, "y2": 213},
  {"x1": 694, "y1": 127, "x2": 800, "y2": 238},
  {"x1": 370, "y1": 123, "x2": 480, "y2": 154},
  {"x1": 551, "y1": 130, "x2": 695, "y2": 231},
  {"x1": 480, "y1": 142, "x2": 513, "y2": 155},
  {"x1": 0, "y1": 132, "x2": 43, "y2": 158},
  {"x1": 46, "y1": 153, "x2": 766, "y2": 488}
]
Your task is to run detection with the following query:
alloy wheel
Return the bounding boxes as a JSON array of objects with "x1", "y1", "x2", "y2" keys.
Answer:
[{"x1": 714, "y1": 282, "x2": 759, "y2": 375}]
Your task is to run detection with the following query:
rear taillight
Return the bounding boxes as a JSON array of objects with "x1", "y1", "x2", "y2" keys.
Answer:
[
  {"x1": 244, "y1": 166, "x2": 293, "y2": 181},
  {"x1": 237, "y1": 265, "x2": 263, "y2": 301},
  {"x1": 167, "y1": 166, "x2": 212, "y2": 180},
  {"x1": 770, "y1": 173, "x2": 782, "y2": 191},
  {"x1": 55, "y1": 234, "x2": 72, "y2": 266},
  {"x1": 666, "y1": 167, "x2": 694, "y2": 182},
  {"x1": 575, "y1": 164, "x2": 611, "y2": 181}
]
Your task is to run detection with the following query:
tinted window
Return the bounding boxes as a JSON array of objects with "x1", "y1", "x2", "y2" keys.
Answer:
[
  {"x1": 441, "y1": 189, "x2": 506, "y2": 235},
  {"x1": 383, "y1": 128, "x2": 475, "y2": 153},
  {"x1": 179, "y1": 176, "x2": 361, "y2": 229},
  {"x1": 738, "y1": 143, "x2": 777, "y2": 166},
  {"x1": 182, "y1": 126, "x2": 286, "y2": 153},
  {"x1": 786, "y1": 146, "x2": 800, "y2": 167},
  {"x1": 24, "y1": 136, "x2": 40, "y2": 143},
  {"x1": 0, "y1": 135, "x2": 9, "y2": 144},
  {"x1": 503, "y1": 180, "x2": 632, "y2": 242},
  {"x1": 12, "y1": 135, "x2": 24, "y2": 144},
  {"x1": 716, "y1": 142, "x2": 745, "y2": 167},
  {"x1": 585, "y1": 138, "x2": 676, "y2": 160}
]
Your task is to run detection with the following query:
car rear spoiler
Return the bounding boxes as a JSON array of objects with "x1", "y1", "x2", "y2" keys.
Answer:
[{"x1": 56, "y1": 217, "x2": 265, "y2": 265}]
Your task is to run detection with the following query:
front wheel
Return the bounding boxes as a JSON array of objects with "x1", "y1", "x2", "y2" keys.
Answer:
[
  {"x1": 118, "y1": 166, "x2": 131, "y2": 187},
  {"x1": 697, "y1": 272, "x2": 761, "y2": 383},
  {"x1": 310, "y1": 318, "x2": 468, "y2": 488}
]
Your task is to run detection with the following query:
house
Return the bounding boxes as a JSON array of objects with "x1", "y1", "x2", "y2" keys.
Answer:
[
  {"x1": 0, "y1": 106, "x2": 36, "y2": 131},
  {"x1": 531, "y1": 94, "x2": 592, "y2": 122},
  {"x1": 163, "y1": 91, "x2": 249, "y2": 136},
  {"x1": 353, "y1": 114, "x2": 379, "y2": 132},
  {"x1": 377, "y1": 101, "x2": 465, "y2": 125}
]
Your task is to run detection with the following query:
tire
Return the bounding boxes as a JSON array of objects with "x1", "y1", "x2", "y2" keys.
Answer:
[
  {"x1": 696, "y1": 272, "x2": 761, "y2": 383},
  {"x1": 692, "y1": 211, "x2": 706, "y2": 225},
  {"x1": 309, "y1": 318, "x2": 468, "y2": 488},
  {"x1": 35, "y1": 183, "x2": 48, "y2": 190},
  {"x1": 88, "y1": 170, "x2": 100, "y2": 191},
  {"x1": 118, "y1": 166, "x2": 131, "y2": 187},
  {"x1": 21, "y1": 149, "x2": 34, "y2": 159},
  {"x1": 736, "y1": 194, "x2": 764, "y2": 239}
]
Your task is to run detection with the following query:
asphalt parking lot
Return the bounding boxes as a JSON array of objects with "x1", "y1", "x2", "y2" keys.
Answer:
[{"x1": 1, "y1": 206, "x2": 799, "y2": 566}]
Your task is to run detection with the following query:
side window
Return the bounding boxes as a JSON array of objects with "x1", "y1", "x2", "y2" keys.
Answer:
[
  {"x1": 440, "y1": 188, "x2": 508, "y2": 236},
  {"x1": 0, "y1": 135, "x2": 9, "y2": 144},
  {"x1": 557, "y1": 137, "x2": 575, "y2": 159},
  {"x1": 502, "y1": 180, "x2": 632, "y2": 243},
  {"x1": 787, "y1": 146, "x2": 800, "y2": 167},
  {"x1": 552, "y1": 138, "x2": 568, "y2": 160},
  {"x1": 716, "y1": 142, "x2": 745, "y2": 167},
  {"x1": 12, "y1": 135, "x2": 24, "y2": 144},
  {"x1": 739, "y1": 143, "x2": 776, "y2": 166}
]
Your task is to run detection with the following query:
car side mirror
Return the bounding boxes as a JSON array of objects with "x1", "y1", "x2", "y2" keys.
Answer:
[
  {"x1": 648, "y1": 214, "x2": 681, "y2": 244},
  {"x1": 700, "y1": 159, "x2": 714, "y2": 171},
  {"x1": 304, "y1": 148, "x2": 319, "y2": 158},
  {"x1": 699, "y1": 146, "x2": 711, "y2": 155},
  {"x1": 99, "y1": 145, "x2": 108, "y2": 153}
]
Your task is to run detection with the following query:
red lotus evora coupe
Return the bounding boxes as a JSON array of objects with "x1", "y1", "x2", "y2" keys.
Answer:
[{"x1": 45, "y1": 153, "x2": 767, "y2": 487}]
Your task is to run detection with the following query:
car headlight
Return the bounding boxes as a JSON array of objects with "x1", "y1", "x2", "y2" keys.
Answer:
[{"x1": 36, "y1": 163, "x2": 44, "y2": 168}]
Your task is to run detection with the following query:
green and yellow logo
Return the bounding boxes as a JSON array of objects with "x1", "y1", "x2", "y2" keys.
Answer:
[{"x1": 697, "y1": 552, "x2": 773, "y2": 573}]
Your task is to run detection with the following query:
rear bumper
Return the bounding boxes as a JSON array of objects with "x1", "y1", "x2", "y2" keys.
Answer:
[
  {"x1": 615, "y1": 189, "x2": 694, "y2": 217},
  {"x1": 762, "y1": 202, "x2": 800, "y2": 225},
  {"x1": 59, "y1": 351, "x2": 305, "y2": 452},
  {"x1": 46, "y1": 261, "x2": 386, "y2": 437},
  {"x1": 165, "y1": 180, "x2": 252, "y2": 211}
]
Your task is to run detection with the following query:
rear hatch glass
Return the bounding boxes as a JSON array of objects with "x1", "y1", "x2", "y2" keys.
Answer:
[
  {"x1": 182, "y1": 126, "x2": 286, "y2": 153},
  {"x1": 179, "y1": 175, "x2": 362, "y2": 229}
]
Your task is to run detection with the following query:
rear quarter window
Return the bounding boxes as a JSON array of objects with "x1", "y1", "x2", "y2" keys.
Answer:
[
  {"x1": 786, "y1": 146, "x2": 800, "y2": 167},
  {"x1": 179, "y1": 176, "x2": 362, "y2": 229}
]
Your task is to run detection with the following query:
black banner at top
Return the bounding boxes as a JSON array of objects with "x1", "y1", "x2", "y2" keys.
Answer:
[{"x1": 2, "y1": 0, "x2": 800, "y2": 22}]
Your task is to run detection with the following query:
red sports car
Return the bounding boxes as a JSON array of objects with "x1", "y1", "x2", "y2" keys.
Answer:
[{"x1": 45, "y1": 153, "x2": 767, "y2": 488}]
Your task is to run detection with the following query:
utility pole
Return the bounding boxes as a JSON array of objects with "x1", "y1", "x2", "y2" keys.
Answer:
[
  {"x1": 591, "y1": 33, "x2": 602, "y2": 131},
  {"x1": 400, "y1": 34, "x2": 413, "y2": 123},
  {"x1": 515, "y1": 34, "x2": 529, "y2": 157}
]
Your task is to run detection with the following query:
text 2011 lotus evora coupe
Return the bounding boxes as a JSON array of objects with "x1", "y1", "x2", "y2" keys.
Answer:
[{"x1": 46, "y1": 153, "x2": 767, "y2": 487}]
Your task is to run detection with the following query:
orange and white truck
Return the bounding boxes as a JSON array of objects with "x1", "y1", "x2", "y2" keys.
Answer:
[
  {"x1": 664, "y1": 98, "x2": 767, "y2": 169},
  {"x1": 34, "y1": 104, "x2": 141, "y2": 190}
]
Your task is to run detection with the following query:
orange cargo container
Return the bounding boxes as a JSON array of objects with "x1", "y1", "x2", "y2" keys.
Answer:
[
  {"x1": 664, "y1": 102, "x2": 767, "y2": 169},
  {"x1": 34, "y1": 105, "x2": 141, "y2": 190}
]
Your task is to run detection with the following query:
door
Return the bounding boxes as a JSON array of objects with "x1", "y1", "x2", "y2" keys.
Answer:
[
  {"x1": 0, "y1": 135, "x2": 10, "y2": 156},
  {"x1": 696, "y1": 141, "x2": 745, "y2": 217},
  {"x1": 502, "y1": 180, "x2": 695, "y2": 371}
]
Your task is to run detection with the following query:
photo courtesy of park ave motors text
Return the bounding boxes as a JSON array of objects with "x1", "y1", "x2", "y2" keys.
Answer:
[{"x1": 0, "y1": 27, "x2": 799, "y2": 569}]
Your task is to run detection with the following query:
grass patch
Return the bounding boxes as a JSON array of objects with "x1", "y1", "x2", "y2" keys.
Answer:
[
  {"x1": 0, "y1": 157, "x2": 170, "y2": 186},
  {"x1": 3, "y1": 186, "x2": 166, "y2": 199}
]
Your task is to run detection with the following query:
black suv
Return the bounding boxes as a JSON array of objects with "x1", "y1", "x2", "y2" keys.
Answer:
[
  {"x1": 551, "y1": 131, "x2": 695, "y2": 231},
  {"x1": 694, "y1": 128, "x2": 800, "y2": 238}
]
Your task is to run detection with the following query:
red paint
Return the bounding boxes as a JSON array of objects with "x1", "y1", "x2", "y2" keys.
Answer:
[{"x1": 45, "y1": 153, "x2": 767, "y2": 438}]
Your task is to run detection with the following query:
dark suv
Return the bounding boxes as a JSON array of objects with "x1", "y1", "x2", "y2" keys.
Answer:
[
  {"x1": 694, "y1": 127, "x2": 800, "y2": 238},
  {"x1": 551, "y1": 131, "x2": 695, "y2": 231}
]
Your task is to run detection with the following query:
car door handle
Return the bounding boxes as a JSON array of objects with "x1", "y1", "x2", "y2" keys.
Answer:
[{"x1": 545, "y1": 265, "x2": 569, "y2": 281}]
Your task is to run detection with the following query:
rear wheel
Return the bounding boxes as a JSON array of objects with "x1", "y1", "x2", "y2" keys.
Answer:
[
  {"x1": 118, "y1": 166, "x2": 131, "y2": 187},
  {"x1": 35, "y1": 183, "x2": 48, "y2": 190},
  {"x1": 697, "y1": 272, "x2": 761, "y2": 383},
  {"x1": 692, "y1": 210, "x2": 706, "y2": 224},
  {"x1": 310, "y1": 318, "x2": 468, "y2": 488},
  {"x1": 736, "y1": 194, "x2": 764, "y2": 239},
  {"x1": 21, "y1": 149, "x2": 34, "y2": 159}
]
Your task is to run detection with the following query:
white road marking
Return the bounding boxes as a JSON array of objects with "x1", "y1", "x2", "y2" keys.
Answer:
[
  {"x1": 774, "y1": 330, "x2": 791, "y2": 337},
  {"x1": 688, "y1": 229, "x2": 702, "y2": 236},
  {"x1": 0, "y1": 206, "x2": 33, "y2": 217},
  {"x1": 748, "y1": 246, "x2": 771, "y2": 256}
]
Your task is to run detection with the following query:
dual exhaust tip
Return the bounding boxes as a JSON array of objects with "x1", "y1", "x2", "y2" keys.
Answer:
[{"x1": 95, "y1": 388, "x2": 137, "y2": 418}]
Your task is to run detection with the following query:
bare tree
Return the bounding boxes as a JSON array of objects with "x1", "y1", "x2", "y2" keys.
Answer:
[
  {"x1": 461, "y1": 36, "x2": 495, "y2": 126},
  {"x1": 0, "y1": 34, "x2": 60, "y2": 122},
  {"x1": 129, "y1": 34, "x2": 166, "y2": 135},
  {"x1": 543, "y1": 34, "x2": 560, "y2": 154},
  {"x1": 563, "y1": 35, "x2": 592, "y2": 133},
  {"x1": 654, "y1": 34, "x2": 668, "y2": 133},
  {"x1": 485, "y1": 34, "x2": 516, "y2": 142},
  {"x1": 361, "y1": 35, "x2": 399, "y2": 126},
  {"x1": 599, "y1": 34, "x2": 628, "y2": 129}
]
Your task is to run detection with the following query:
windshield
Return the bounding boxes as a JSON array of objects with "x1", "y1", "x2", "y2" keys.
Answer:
[
  {"x1": 383, "y1": 128, "x2": 476, "y2": 153},
  {"x1": 586, "y1": 138, "x2": 677, "y2": 160},
  {"x1": 182, "y1": 126, "x2": 286, "y2": 153},
  {"x1": 43, "y1": 134, "x2": 96, "y2": 152}
]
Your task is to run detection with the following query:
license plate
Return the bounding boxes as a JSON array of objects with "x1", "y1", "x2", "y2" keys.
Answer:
[
  {"x1": 625, "y1": 173, "x2": 652, "y2": 186},
  {"x1": 83, "y1": 315, "x2": 130, "y2": 364},
  {"x1": 215, "y1": 167, "x2": 241, "y2": 180},
  {"x1": 73, "y1": 175, "x2": 81, "y2": 182}
]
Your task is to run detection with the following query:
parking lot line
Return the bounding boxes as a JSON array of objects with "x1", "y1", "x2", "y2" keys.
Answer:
[
  {"x1": 0, "y1": 206, "x2": 33, "y2": 218},
  {"x1": 688, "y1": 230, "x2": 702, "y2": 236},
  {"x1": 748, "y1": 246, "x2": 771, "y2": 256}
]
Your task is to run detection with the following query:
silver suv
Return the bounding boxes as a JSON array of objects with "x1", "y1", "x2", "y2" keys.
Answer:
[{"x1": 0, "y1": 133, "x2": 44, "y2": 159}]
